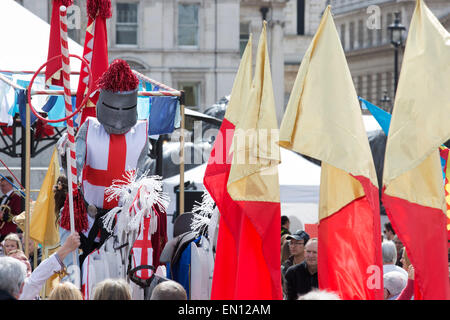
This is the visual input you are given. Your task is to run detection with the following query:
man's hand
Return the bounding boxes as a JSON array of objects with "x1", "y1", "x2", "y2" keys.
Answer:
[{"x1": 56, "y1": 232, "x2": 81, "y2": 262}]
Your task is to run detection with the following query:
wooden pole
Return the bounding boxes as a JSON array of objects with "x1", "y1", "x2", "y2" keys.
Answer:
[
  {"x1": 179, "y1": 91, "x2": 185, "y2": 215},
  {"x1": 24, "y1": 94, "x2": 31, "y2": 258}
]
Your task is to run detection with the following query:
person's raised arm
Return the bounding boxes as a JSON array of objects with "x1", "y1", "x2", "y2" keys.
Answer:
[
  {"x1": 55, "y1": 232, "x2": 80, "y2": 262},
  {"x1": 19, "y1": 232, "x2": 80, "y2": 300}
]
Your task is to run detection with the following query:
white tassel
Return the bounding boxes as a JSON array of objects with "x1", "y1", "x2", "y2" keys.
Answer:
[
  {"x1": 104, "y1": 171, "x2": 170, "y2": 240},
  {"x1": 105, "y1": 170, "x2": 138, "y2": 204},
  {"x1": 208, "y1": 206, "x2": 219, "y2": 241},
  {"x1": 101, "y1": 207, "x2": 122, "y2": 234},
  {"x1": 191, "y1": 191, "x2": 215, "y2": 237},
  {"x1": 128, "y1": 207, "x2": 145, "y2": 232}
]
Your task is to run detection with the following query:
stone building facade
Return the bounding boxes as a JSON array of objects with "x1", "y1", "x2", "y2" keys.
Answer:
[{"x1": 15, "y1": 0, "x2": 450, "y2": 114}]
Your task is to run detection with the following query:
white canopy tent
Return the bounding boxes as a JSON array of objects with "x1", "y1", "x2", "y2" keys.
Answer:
[
  {"x1": 0, "y1": 0, "x2": 84, "y2": 122},
  {"x1": 0, "y1": 0, "x2": 83, "y2": 76},
  {"x1": 163, "y1": 114, "x2": 382, "y2": 238}
]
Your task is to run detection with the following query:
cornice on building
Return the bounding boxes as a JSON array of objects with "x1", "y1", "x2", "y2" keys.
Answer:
[
  {"x1": 345, "y1": 43, "x2": 402, "y2": 58},
  {"x1": 331, "y1": 0, "x2": 405, "y2": 15}
]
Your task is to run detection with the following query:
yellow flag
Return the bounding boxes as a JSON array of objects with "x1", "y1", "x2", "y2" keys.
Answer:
[
  {"x1": 383, "y1": 0, "x2": 450, "y2": 211},
  {"x1": 227, "y1": 21, "x2": 280, "y2": 203},
  {"x1": 278, "y1": 6, "x2": 377, "y2": 219},
  {"x1": 30, "y1": 147, "x2": 60, "y2": 246},
  {"x1": 224, "y1": 34, "x2": 253, "y2": 127}
]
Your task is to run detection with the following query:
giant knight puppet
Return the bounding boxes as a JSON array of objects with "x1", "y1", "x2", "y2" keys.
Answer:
[{"x1": 75, "y1": 59, "x2": 149, "y2": 263}]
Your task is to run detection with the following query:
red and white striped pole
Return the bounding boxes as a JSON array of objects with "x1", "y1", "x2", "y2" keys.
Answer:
[
  {"x1": 60, "y1": 6, "x2": 77, "y2": 191},
  {"x1": 60, "y1": 5, "x2": 80, "y2": 287}
]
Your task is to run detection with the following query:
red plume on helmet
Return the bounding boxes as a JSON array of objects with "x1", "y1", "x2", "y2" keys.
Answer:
[
  {"x1": 87, "y1": 0, "x2": 112, "y2": 19},
  {"x1": 97, "y1": 59, "x2": 140, "y2": 92},
  {"x1": 60, "y1": 0, "x2": 74, "y2": 6}
]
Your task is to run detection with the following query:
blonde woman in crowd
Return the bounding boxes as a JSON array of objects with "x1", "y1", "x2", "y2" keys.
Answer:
[
  {"x1": 3, "y1": 233, "x2": 22, "y2": 255},
  {"x1": 92, "y1": 279, "x2": 132, "y2": 300},
  {"x1": 47, "y1": 282, "x2": 83, "y2": 300}
]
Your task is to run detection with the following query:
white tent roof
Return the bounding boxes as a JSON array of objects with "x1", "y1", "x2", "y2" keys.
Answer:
[
  {"x1": 164, "y1": 147, "x2": 321, "y2": 198},
  {"x1": 0, "y1": 0, "x2": 83, "y2": 89}
]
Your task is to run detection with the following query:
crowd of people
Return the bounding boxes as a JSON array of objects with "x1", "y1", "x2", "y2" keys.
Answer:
[
  {"x1": 0, "y1": 168, "x2": 447, "y2": 300},
  {"x1": 279, "y1": 216, "x2": 427, "y2": 300}
]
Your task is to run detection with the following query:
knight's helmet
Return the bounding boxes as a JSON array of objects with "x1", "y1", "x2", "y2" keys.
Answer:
[{"x1": 96, "y1": 59, "x2": 140, "y2": 134}]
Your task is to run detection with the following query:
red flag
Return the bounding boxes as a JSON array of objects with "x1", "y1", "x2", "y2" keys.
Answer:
[
  {"x1": 204, "y1": 34, "x2": 252, "y2": 299},
  {"x1": 76, "y1": 0, "x2": 111, "y2": 126},
  {"x1": 205, "y1": 23, "x2": 283, "y2": 300},
  {"x1": 45, "y1": 0, "x2": 73, "y2": 86}
]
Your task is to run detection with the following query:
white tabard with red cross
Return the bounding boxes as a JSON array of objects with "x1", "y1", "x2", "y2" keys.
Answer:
[
  {"x1": 130, "y1": 215, "x2": 154, "y2": 280},
  {"x1": 81, "y1": 117, "x2": 148, "y2": 209}
]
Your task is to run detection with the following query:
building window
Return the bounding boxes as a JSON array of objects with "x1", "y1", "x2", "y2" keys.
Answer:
[
  {"x1": 386, "y1": 13, "x2": 393, "y2": 44},
  {"x1": 116, "y1": 3, "x2": 138, "y2": 45},
  {"x1": 340, "y1": 24, "x2": 346, "y2": 50},
  {"x1": 297, "y1": 0, "x2": 305, "y2": 35},
  {"x1": 366, "y1": 74, "x2": 373, "y2": 101},
  {"x1": 357, "y1": 76, "x2": 363, "y2": 97},
  {"x1": 367, "y1": 28, "x2": 373, "y2": 47},
  {"x1": 386, "y1": 72, "x2": 393, "y2": 98},
  {"x1": 376, "y1": 73, "x2": 382, "y2": 104},
  {"x1": 240, "y1": 23, "x2": 250, "y2": 57},
  {"x1": 178, "y1": 3, "x2": 199, "y2": 46},
  {"x1": 377, "y1": 15, "x2": 383, "y2": 45},
  {"x1": 349, "y1": 21, "x2": 355, "y2": 50},
  {"x1": 357, "y1": 19, "x2": 364, "y2": 49},
  {"x1": 179, "y1": 82, "x2": 200, "y2": 107},
  {"x1": 126, "y1": 60, "x2": 146, "y2": 71}
]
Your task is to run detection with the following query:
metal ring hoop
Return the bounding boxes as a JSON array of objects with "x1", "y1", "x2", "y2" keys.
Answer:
[{"x1": 26, "y1": 54, "x2": 93, "y2": 123}]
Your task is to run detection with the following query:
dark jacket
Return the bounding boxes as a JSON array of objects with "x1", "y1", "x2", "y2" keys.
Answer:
[
  {"x1": 281, "y1": 227, "x2": 291, "y2": 237},
  {"x1": 281, "y1": 256, "x2": 294, "y2": 278},
  {"x1": 284, "y1": 261, "x2": 318, "y2": 300},
  {"x1": 0, "y1": 192, "x2": 21, "y2": 239},
  {"x1": 0, "y1": 289, "x2": 16, "y2": 300}
]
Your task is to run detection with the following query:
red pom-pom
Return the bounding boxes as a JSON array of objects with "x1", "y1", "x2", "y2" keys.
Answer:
[
  {"x1": 87, "y1": 0, "x2": 112, "y2": 19},
  {"x1": 60, "y1": 190, "x2": 88, "y2": 233},
  {"x1": 57, "y1": 0, "x2": 74, "y2": 7},
  {"x1": 97, "y1": 59, "x2": 139, "y2": 92}
]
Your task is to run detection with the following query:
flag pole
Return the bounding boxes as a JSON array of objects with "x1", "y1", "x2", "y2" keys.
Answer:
[
  {"x1": 179, "y1": 91, "x2": 185, "y2": 215},
  {"x1": 60, "y1": 5, "x2": 80, "y2": 288},
  {"x1": 24, "y1": 87, "x2": 31, "y2": 259}
]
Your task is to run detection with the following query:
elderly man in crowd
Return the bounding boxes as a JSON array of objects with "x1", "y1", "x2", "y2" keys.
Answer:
[
  {"x1": 382, "y1": 240, "x2": 408, "y2": 282},
  {"x1": 284, "y1": 238, "x2": 318, "y2": 300},
  {"x1": 0, "y1": 232, "x2": 80, "y2": 300}
]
